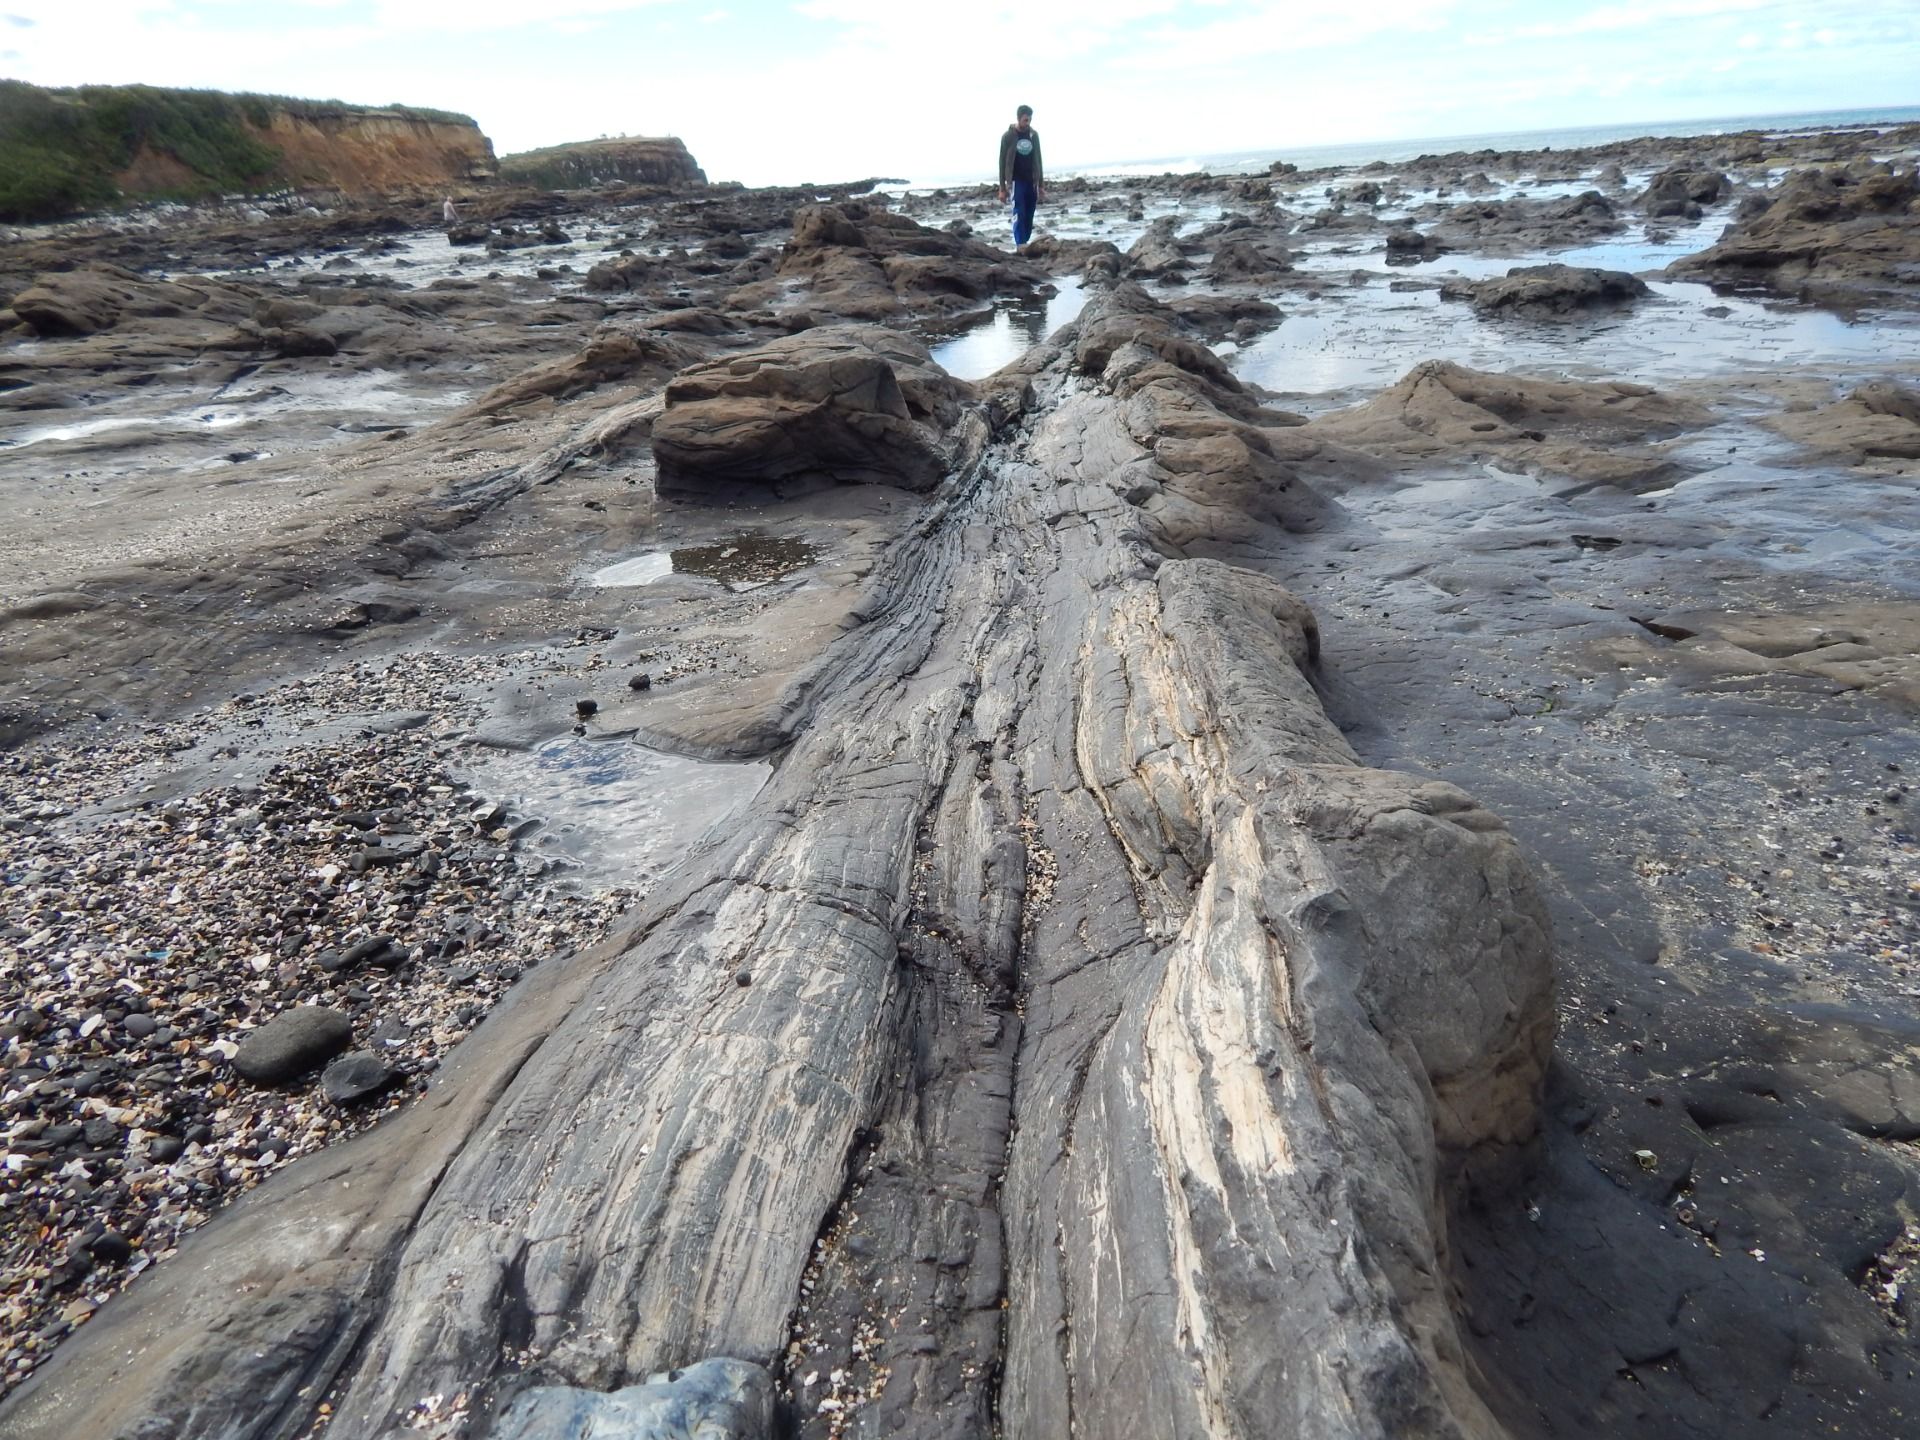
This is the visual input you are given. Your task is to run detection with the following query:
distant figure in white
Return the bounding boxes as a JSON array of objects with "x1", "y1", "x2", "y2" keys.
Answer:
[{"x1": 443, "y1": 196, "x2": 458, "y2": 225}]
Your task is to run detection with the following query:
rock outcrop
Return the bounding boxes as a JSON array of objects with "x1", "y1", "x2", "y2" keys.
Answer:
[
  {"x1": 1427, "y1": 190, "x2": 1625, "y2": 254},
  {"x1": 0, "y1": 284, "x2": 1554, "y2": 1440},
  {"x1": 651, "y1": 325, "x2": 982, "y2": 495},
  {"x1": 1638, "y1": 166, "x2": 1728, "y2": 218},
  {"x1": 1668, "y1": 165, "x2": 1920, "y2": 307},
  {"x1": 764, "y1": 202, "x2": 1049, "y2": 320},
  {"x1": 497, "y1": 136, "x2": 707, "y2": 190},
  {"x1": 1764, "y1": 378, "x2": 1920, "y2": 461},
  {"x1": 6, "y1": 265, "x2": 255, "y2": 338},
  {"x1": 1306, "y1": 358, "x2": 1709, "y2": 489},
  {"x1": 1440, "y1": 263, "x2": 1652, "y2": 316}
]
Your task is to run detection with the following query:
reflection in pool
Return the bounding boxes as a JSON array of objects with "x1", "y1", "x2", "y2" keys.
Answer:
[
  {"x1": 931, "y1": 278, "x2": 1088, "y2": 379},
  {"x1": 588, "y1": 533, "x2": 818, "y2": 591}
]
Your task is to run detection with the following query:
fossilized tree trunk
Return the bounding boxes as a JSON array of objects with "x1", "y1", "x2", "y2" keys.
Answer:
[{"x1": 0, "y1": 286, "x2": 1552, "y2": 1440}]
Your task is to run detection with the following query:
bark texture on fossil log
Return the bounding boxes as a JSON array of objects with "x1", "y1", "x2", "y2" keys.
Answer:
[{"x1": 0, "y1": 283, "x2": 1552, "y2": 1440}]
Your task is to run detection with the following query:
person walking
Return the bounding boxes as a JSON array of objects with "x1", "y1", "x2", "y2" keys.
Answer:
[{"x1": 998, "y1": 104, "x2": 1044, "y2": 252}]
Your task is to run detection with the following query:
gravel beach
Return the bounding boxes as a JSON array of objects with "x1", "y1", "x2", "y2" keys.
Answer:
[{"x1": 0, "y1": 650, "x2": 636, "y2": 1388}]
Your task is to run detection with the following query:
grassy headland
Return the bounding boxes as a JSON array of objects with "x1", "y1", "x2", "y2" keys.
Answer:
[{"x1": 0, "y1": 79, "x2": 476, "y2": 223}]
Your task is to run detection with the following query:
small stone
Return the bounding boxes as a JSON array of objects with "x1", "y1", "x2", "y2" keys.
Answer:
[
  {"x1": 321, "y1": 1053, "x2": 397, "y2": 1106},
  {"x1": 146, "y1": 1136, "x2": 185, "y2": 1163},
  {"x1": 628, "y1": 673, "x2": 652, "y2": 691},
  {"x1": 337, "y1": 935, "x2": 397, "y2": 970},
  {"x1": 575, "y1": 698, "x2": 599, "y2": 718},
  {"x1": 735, "y1": 970, "x2": 752, "y2": 987},
  {"x1": 87, "y1": 1231, "x2": 133, "y2": 1265},
  {"x1": 81, "y1": 1117, "x2": 121, "y2": 1149},
  {"x1": 120, "y1": 1014, "x2": 158, "y2": 1039}
]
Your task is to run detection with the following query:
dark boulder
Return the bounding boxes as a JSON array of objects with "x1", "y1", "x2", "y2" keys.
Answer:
[
  {"x1": 1441, "y1": 262, "x2": 1651, "y2": 316},
  {"x1": 1640, "y1": 167, "x2": 1728, "y2": 218},
  {"x1": 231, "y1": 1007, "x2": 353, "y2": 1085},
  {"x1": 320, "y1": 1052, "x2": 398, "y2": 1106}
]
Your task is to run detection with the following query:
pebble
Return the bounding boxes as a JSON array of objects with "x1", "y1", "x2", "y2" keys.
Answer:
[{"x1": 319, "y1": 1053, "x2": 396, "y2": 1106}]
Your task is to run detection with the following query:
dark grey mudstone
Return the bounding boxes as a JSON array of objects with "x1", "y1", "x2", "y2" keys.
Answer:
[
  {"x1": 230, "y1": 1006, "x2": 353, "y2": 1084},
  {"x1": 320, "y1": 1052, "x2": 396, "y2": 1106}
]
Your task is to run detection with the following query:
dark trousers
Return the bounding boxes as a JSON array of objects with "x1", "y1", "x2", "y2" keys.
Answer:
[{"x1": 1011, "y1": 179, "x2": 1038, "y2": 246}]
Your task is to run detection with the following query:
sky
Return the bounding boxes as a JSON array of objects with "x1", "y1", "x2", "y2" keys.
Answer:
[{"x1": 2, "y1": 0, "x2": 1915, "y2": 185}]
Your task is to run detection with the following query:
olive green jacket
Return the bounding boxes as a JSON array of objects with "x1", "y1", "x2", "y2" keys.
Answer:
[{"x1": 998, "y1": 125, "x2": 1044, "y2": 188}]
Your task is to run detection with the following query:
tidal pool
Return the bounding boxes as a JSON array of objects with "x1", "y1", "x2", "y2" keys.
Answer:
[
  {"x1": 931, "y1": 278, "x2": 1088, "y2": 379},
  {"x1": 1226, "y1": 274, "x2": 1920, "y2": 400},
  {"x1": 467, "y1": 735, "x2": 770, "y2": 891}
]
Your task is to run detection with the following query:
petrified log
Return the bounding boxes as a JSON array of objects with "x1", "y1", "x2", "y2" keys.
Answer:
[{"x1": 0, "y1": 285, "x2": 1553, "y2": 1440}]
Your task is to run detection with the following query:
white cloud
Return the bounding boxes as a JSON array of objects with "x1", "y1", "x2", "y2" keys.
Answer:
[{"x1": 365, "y1": 0, "x2": 679, "y2": 31}]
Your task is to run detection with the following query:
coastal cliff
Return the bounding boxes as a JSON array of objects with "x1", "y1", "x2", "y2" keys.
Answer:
[
  {"x1": 0, "y1": 80, "x2": 495, "y2": 223},
  {"x1": 498, "y1": 136, "x2": 707, "y2": 189}
]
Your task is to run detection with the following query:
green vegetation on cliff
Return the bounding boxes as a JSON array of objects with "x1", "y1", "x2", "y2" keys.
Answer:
[{"x1": 0, "y1": 79, "x2": 477, "y2": 223}]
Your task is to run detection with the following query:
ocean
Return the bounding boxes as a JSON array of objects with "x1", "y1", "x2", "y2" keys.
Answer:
[{"x1": 901, "y1": 105, "x2": 1920, "y2": 190}]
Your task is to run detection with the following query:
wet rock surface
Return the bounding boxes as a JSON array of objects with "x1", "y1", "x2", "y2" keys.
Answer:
[
  {"x1": 1, "y1": 119, "x2": 1918, "y2": 1440},
  {"x1": 1440, "y1": 262, "x2": 1652, "y2": 316},
  {"x1": 1671, "y1": 164, "x2": 1920, "y2": 307},
  {"x1": 493, "y1": 1359, "x2": 774, "y2": 1440},
  {"x1": 652, "y1": 326, "x2": 983, "y2": 496}
]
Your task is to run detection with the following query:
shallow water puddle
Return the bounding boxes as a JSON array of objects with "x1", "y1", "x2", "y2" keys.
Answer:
[
  {"x1": 931, "y1": 278, "x2": 1088, "y2": 379},
  {"x1": 468, "y1": 735, "x2": 770, "y2": 890},
  {"x1": 588, "y1": 533, "x2": 818, "y2": 591},
  {"x1": 590, "y1": 553, "x2": 676, "y2": 587},
  {"x1": 3, "y1": 371, "x2": 472, "y2": 455}
]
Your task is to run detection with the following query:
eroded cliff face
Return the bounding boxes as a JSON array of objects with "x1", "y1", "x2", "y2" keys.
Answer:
[
  {"x1": 2, "y1": 82, "x2": 503, "y2": 220},
  {"x1": 112, "y1": 108, "x2": 496, "y2": 199},
  {"x1": 250, "y1": 108, "x2": 497, "y2": 193}
]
